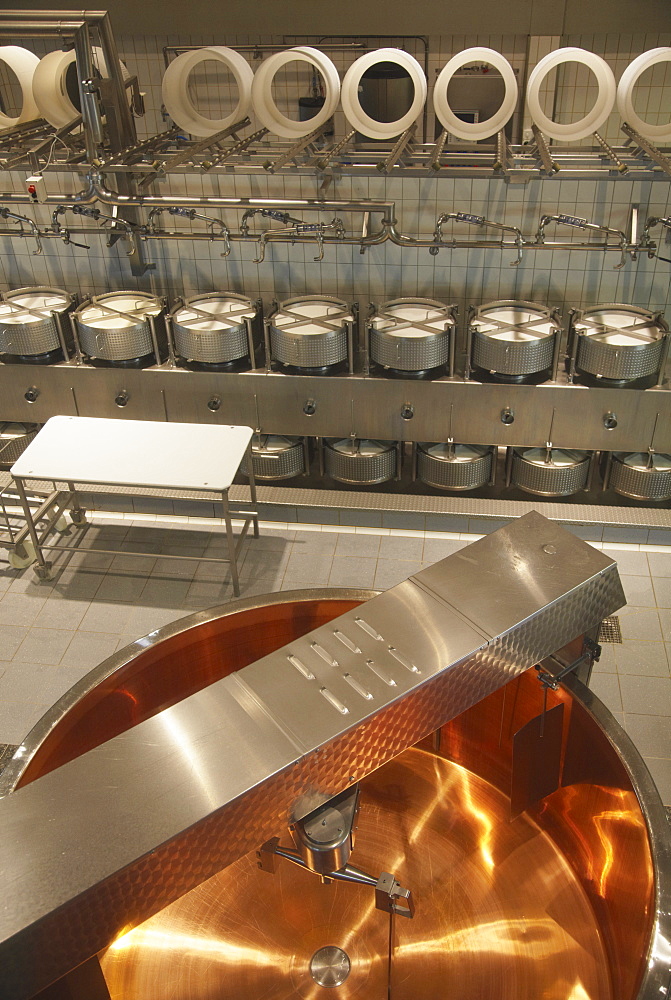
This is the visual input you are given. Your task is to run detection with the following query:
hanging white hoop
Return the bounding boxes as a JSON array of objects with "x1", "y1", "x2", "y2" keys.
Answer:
[
  {"x1": 341, "y1": 47, "x2": 427, "y2": 140},
  {"x1": 434, "y1": 47, "x2": 518, "y2": 140},
  {"x1": 526, "y1": 47, "x2": 616, "y2": 142}
]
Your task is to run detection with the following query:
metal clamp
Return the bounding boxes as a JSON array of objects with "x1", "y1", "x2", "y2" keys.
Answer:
[{"x1": 375, "y1": 872, "x2": 415, "y2": 918}]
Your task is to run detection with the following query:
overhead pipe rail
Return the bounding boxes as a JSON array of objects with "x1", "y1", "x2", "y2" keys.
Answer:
[{"x1": 0, "y1": 185, "x2": 660, "y2": 265}]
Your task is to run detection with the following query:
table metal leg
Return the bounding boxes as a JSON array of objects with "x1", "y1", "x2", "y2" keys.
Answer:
[
  {"x1": 246, "y1": 441, "x2": 260, "y2": 538},
  {"x1": 67, "y1": 482, "x2": 88, "y2": 526},
  {"x1": 222, "y1": 489, "x2": 240, "y2": 597},
  {"x1": 13, "y1": 476, "x2": 51, "y2": 579}
]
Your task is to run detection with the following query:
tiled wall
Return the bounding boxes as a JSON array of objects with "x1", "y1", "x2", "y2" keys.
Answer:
[{"x1": 1, "y1": 31, "x2": 670, "y2": 324}]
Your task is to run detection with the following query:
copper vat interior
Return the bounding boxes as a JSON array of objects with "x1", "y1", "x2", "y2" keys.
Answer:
[{"x1": 17, "y1": 596, "x2": 655, "y2": 1000}]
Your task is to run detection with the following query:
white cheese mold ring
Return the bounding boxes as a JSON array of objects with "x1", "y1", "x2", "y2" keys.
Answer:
[
  {"x1": 33, "y1": 47, "x2": 130, "y2": 128},
  {"x1": 0, "y1": 46, "x2": 40, "y2": 128},
  {"x1": 433, "y1": 47, "x2": 518, "y2": 140},
  {"x1": 251, "y1": 46, "x2": 340, "y2": 139},
  {"x1": 162, "y1": 46, "x2": 254, "y2": 138},
  {"x1": 527, "y1": 47, "x2": 616, "y2": 141},
  {"x1": 341, "y1": 47, "x2": 427, "y2": 140},
  {"x1": 617, "y1": 47, "x2": 671, "y2": 142}
]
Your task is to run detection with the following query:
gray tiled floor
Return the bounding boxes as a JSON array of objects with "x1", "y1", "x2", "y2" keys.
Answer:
[{"x1": 0, "y1": 515, "x2": 670, "y2": 807}]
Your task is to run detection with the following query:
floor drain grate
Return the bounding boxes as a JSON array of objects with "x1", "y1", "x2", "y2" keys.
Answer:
[
  {"x1": 0, "y1": 743, "x2": 18, "y2": 775},
  {"x1": 598, "y1": 616, "x2": 622, "y2": 644}
]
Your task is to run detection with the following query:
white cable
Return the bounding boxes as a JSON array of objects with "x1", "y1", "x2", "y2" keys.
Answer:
[
  {"x1": 32, "y1": 46, "x2": 130, "y2": 129},
  {"x1": 341, "y1": 47, "x2": 427, "y2": 140},
  {"x1": 526, "y1": 47, "x2": 616, "y2": 142},
  {"x1": 617, "y1": 47, "x2": 671, "y2": 142},
  {"x1": 433, "y1": 47, "x2": 518, "y2": 140},
  {"x1": 251, "y1": 46, "x2": 340, "y2": 139},
  {"x1": 0, "y1": 46, "x2": 40, "y2": 128},
  {"x1": 162, "y1": 46, "x2": 254, "y2": 138}
]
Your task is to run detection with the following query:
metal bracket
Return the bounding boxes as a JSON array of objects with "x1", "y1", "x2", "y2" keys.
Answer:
[
  {"x1": 622, "y1": 122, "x2": 671, "y2": 178},
  {"x1": 138, "y1": 117, "x2": 252, "y2": 187},
  {"x1": 493, "y1": 130, "x2": 512, "y2": 175},
  {"x1": 314, "y1": 130, "x2": 355, "y2": 172},
  {"x1": 256, "y1": 787, "x2": 414, "y2": 918},
  {"x1": 536, "y1": 636, "x2": 602, "y2": 691},
  {"x1": 202, "y1": 126, "x2": 269, "y2": 170},
  {"x1": 263, "y1": 124, "x2": 329, "y2": 173},
  {"x1": 593, "y1": 130, "x2": 629, "y2": 174},
  {"x1": 530, "y1": 125, "x2": 560, "y2": 175},
  {"x1": 377, "y1": 123, "x2": 417, "y2": 174},
  {"x1": 428, "y1": 128, "x2": 448, "y2": 172},
  {"x1": 375, "y1": 872, "x2": 415, "y2": 918}
]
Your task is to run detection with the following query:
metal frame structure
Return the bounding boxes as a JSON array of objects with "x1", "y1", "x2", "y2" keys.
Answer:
[{"x1": 0, "y1": 11, "x2": 670, "y2": 522}]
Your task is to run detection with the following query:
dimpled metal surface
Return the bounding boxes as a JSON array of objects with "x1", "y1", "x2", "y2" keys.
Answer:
[
  {"x1": 417, "y1": 444, "x2": 492, "y2": 490},
  {"x1": 0, "y1": 513, "x2": 625, "y2": 1000},
  {"x1": 610, "y1": 453, "x2": 671, "y2": 501}
]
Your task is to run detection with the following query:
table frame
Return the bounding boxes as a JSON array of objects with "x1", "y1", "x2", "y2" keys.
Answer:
[{"x1": 11, "y1": 445, "x2": 258, "y2": 597}]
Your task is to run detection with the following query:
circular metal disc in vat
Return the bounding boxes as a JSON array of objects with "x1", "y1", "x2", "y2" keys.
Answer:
[
  {"x1": 417, "y1": 442, "x2": 492, "y2": 491},
  {"x1": 271, "y1": 296, "x2": 352, "y2": 370},
  {"x1": 470, "y1": 301, "x2": 558, "y2": 379},
  {"x1": 325, "y1": 438, "x2": 396, "y2": 484},
  {"x1": 610, "y1": 452, "x2": 671, "y2": 501},
  {"x1": 512, "y1": 447, "x2": 590, "y2": 497},
  {"x1": 0, "y1": 286, "x2": 72, "y2": 356},
  {"x1": 171, "y1": 293, "x2": 255, "y2": 363},
  {"x1": 75, "y1": 291, "x2": 163, "y2": 362},
  {"x1": 240, "y1": 434, "x2": 305, "y2": 480},
  {"x1": 310, "y1": 946, "x2": 351, "y2": 987},
  {"x1": 574, "y1": 305, "x2": 667, "y2": 383},
  {"x1": 370, "y1": 298, "x2": 453, "y2": 373},
  {"x1": 99, "y1": 749, "x2": 611, "y2": 1000}
]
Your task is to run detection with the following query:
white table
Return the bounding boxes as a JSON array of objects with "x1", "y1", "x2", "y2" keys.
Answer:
[{"x1": 11, "y1": 415, "x2": 258, "y2": 595}]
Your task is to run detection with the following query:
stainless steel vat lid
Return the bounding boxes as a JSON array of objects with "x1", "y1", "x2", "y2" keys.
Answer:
[
  {"x1": 77, "y1": 291, "x2": 163, "y2": 330},
  {"x1": 418, "y1": 442, "x2": 490, "y2": 462},
  {"x1": 515, "y1": 447, "x2": 589, "y2": 468},
  {"x1": 252, "y1": 434, "x2": 302, "y2": 454},
  {"x1": 273, "y1": 296, "x2": 353, "y2": 337},
  {"x1": 614, "y1": 451, "x2": 671, "y2": 473},
  {"x1": 172, "y1": 294, "x2": 255, "y2": 333},
  {"x1": 575, "y1": 306, "x2": 665, "y2": 346},
  {"x1": 371, "y1": 298, "x2": 454, "y2": 338},
  {"x1": 472, "y1": 301, "x2": 556, "y2": 341},
  {"x1": 327, "y1": 438, "x2": 394, "y2": 457},
  {"x1": 0, "y1": 286, "x2": 71, "y2": 325}
]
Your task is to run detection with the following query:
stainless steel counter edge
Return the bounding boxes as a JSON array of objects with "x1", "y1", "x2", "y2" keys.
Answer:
[
  {"x1": 0, "y1": 363, "x2": 670, "y2": 451},
  {"x1": 0, "y1": 512, "x2": 625, "y2": 999}
]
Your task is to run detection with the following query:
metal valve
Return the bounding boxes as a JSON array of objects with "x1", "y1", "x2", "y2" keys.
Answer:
[
  {"x1": 207, "y1": 395, "x2": 222, "y2": 412},
  {"x1": 24, "y1": 386, "x2": 39, "y2": 403},
  {"x1": 501, "y1": 407, "x2": 515, "y2": 424},
  {"x1": 603, "y1": 411, "x2": 618, "y2": 430},
  {"x1": 114, "y1": 390, "x2": 129, "y2": 408},
  {"x1": 303, "y1": 399, "x2": 317, "y2": 416},
  {"x1": 401, "y1": 403, "x2": 414, "y2": 420}
]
